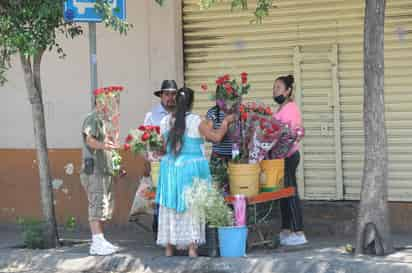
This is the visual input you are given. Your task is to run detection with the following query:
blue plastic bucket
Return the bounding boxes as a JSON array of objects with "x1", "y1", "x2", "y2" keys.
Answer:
[{"x1": 217, "y1": 226, "x2": 248, "y2": 257}]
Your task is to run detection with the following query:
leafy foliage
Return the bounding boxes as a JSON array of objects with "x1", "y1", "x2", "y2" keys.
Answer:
[
  {"x1": 155, "y1": 0, "x2": 274, "y2": 23},
  {"x1": 185, "y1": 179, "x2": 234, "y2": 227},
  {"x1": 95, "y1": 0, "x2": 132, "y2": 34},
  {"x1": 64, "y1": 216, "x2": 77, "y2": 232},
  {"x1": 17, "y1": 217, "x2": 46, "y2": 249}
]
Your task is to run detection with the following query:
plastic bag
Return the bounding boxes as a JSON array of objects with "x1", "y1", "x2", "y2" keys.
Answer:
[
  {"x1": 129, "y1": 176, "x2": 155, "y2": 220},
  {"x1": 234, "y1": 195, "x2": 247, "y2": 226}
]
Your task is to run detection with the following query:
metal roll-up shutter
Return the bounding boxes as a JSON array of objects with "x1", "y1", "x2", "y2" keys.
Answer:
[
  {"x1": 182, "y1": 0, "x2": 299, "y2": 159},
  {"x1": 292, "y1": 0, "x2": 346, "y2": 200},
  {"x1": 182, "y1": 0, "x2": 412, "y2": 201},
  {"x1": 342, "y1": 0, "x2": 412, "y2": 201},
  {"x1": 182, "y1": 0, "x2": 298, "y2": 113},
  {"x1": 384, "y1": 1, "x2": 412, "y2": 201}
]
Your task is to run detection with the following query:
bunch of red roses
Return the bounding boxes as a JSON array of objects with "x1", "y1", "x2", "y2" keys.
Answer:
[
  {"x1": 92, "y1": 86, "x2": 124, "y2": 175},
  {"x1": 124, "y1": 125, "x2": 163, "y2": 161},
  {"x1": 248, "y1": 116, "x2": 283, "y2": 163},
  {"x1": 233, "y1": 102, "x2": 276, "y2": 162},
  {"x1": 268, "y1": 124, "x2": 305, "y2": 159},
  {"x1": 241, "y1": 102, "x2": 305, "y2": 160},
  {"x1": 93, "y1": 86, "x2": 124, "y2": 96},
  {"x1": 201, "y1": 72, "x2": 250, "y2": 114},
  {"x1": 239, "y1": 102, "x2": 273, "y2": 122}
]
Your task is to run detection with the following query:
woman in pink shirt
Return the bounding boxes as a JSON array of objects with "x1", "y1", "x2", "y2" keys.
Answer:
[{"x1": 272, "y1": 75, "x2": 307, "y2": 246}]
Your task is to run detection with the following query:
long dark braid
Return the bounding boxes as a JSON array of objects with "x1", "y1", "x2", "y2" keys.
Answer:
[{"x1": 167, "y1": 87, "x2": 194, "y2": 156}]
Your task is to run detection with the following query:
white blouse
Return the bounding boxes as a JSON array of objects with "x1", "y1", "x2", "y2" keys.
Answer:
[{"x1": 160, "y1": 113, "x2": 202, "y2": 138}]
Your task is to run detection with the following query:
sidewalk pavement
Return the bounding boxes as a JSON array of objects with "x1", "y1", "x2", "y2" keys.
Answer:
[{"x1": 1, "y1": 224, "x2": 412, "y2": 273}]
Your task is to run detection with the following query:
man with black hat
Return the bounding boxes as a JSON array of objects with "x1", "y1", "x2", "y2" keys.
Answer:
[
  {"x1": 142, "y1": 80, "x2": 177, "y2": 238},
  {"x1": 143, "y1": 80, "x2": 177, "y2": 126}
]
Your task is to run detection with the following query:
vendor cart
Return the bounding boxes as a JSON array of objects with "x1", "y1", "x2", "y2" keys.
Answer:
[{"x1": 141, "y1": 186, "x2": 295, "y2": 250}]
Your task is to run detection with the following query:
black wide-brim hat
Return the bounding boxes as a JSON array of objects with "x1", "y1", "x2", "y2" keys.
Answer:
[{"x1": 154, "y1": 80, "x2": 178, "y2": 97}]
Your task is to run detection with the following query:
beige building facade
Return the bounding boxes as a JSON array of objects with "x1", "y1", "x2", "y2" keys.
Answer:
[{"x1": 0, "y1": 1, "x2": 184, "y2": 225}]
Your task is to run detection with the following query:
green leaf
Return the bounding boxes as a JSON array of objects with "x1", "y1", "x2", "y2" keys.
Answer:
[{"x1": 155, "y1": 0, "x2": 165, "y2": 6}]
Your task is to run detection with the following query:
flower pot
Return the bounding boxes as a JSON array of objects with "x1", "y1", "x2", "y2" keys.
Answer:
[
  {"x1": 150, "y1": 161, "x2": 160, "y2": 188},
  {"x1": 228, "y1": 163, "x2": 260, "y2": 197},
  {"x1": 259, "y1": 159, "x2": 284, "y2": 192},
  {"x1": 199, "y1": 226, "x2": 220, "y2": 257},
  {"x1": 218, "y1": 226, "x2": 248, "y2": 257}
]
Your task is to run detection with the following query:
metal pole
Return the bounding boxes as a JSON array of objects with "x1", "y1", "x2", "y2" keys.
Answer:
[{"x1": 89, "y1": 22, "x2": 98, "y2": 109}]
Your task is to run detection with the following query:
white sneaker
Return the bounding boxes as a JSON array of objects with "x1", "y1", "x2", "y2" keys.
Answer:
[
  {"x1": 282, "y1": 233, "x2": 308, "y2": 246},
  {"x1": 102, "y1": 239, "x2": 120, "y2": 252},
  {"x1": 89, "y1": 240, "x2": 117, "y2": 256},
  {"x1": 279, "y1": 231, "x2": 291, "y2": 245}
]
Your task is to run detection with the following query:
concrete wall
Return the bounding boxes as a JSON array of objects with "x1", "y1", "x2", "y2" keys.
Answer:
[
  {"x1": 0, "y1": 1, "x2": 183, "y2": 225},
  {"x1": 0, "y1": 0, "x2": 183, "y2": 149}
]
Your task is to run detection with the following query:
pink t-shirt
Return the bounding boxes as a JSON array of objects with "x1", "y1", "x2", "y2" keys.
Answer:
[{"x1": 274, "y1": 101, "x2": 303, "y2": 157}]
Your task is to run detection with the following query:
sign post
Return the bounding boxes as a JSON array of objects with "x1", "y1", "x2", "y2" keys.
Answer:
[
  {"x1": 89, "y1": 22, "x2": 98, "y2": 108},
  {"x1": 64, "y1": 0, "x2": 126, "y2": 108}
]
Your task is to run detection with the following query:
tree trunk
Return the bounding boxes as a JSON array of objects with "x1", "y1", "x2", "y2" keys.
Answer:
[
  {"x1": 20, "y1": 52, "x2": 58, "y2": 248},
  {"x1": 355, "y1": 0, "x2": 393, "y2": 256}
]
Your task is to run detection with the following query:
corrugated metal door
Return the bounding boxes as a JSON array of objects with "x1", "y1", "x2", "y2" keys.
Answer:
[
  {"x1": 385, "y1": 1, "x2": 412, "y2": 201},
  {"x1": 182, "y1": 0, "x2": 412, "y2": 201},
  {"x1": 341, "y1": 0, "x2": 412, "y2": 201},
  {"x1": 182, "y1": 0, "x2": 300, "y2": 170},
  {"x1": 182, "y1": 0, "x2": 299, "y2": 113},
  {"x1": 182, "y1": 0, "x2": 341, "y2": 200},
  {"x1": 294, "y1": 44, "x2": 343, "y2": 200}
]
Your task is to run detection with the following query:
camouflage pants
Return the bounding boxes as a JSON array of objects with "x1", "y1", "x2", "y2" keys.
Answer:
[
  {"x1": 80, "y1": 173, "x2": 114, "y2": 222},
  {"x1": 209, "y1": 152, "x2": 231, "y2": 196}
]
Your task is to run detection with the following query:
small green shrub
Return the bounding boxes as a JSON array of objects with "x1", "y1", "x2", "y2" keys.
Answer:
[{"x1": 17, "y1": 218, "x2": 45, "y2": 249}]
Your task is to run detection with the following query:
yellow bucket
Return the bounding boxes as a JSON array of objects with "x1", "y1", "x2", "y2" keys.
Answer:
[
  {"x1": 228, "y1": 162, "x2": 260, "y2": 197},
  {"x1": 259, "y1": 159, "x2": 284, "y2": 192},
  {"x1": 150, "y1": 161, "x2": 160, "y2": 188}
]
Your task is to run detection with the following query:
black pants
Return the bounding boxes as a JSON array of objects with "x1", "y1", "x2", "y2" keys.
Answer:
[
  {"x1": 152, "y1": 204, "x2": 159, "y2": 240},
  {"x1": 280, "y1": 151, "x2": 304, "y2": 232}
]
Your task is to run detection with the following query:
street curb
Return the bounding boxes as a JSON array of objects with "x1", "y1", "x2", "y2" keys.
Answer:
[{"x1": 2, "y1": 246, "x2": 412, "y2": 273}]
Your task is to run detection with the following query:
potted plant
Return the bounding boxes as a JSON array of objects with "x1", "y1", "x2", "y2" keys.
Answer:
[
  {"x1": 202, "y1": 74, "x2": 305, "y2": 196},
  {"x1": 240, "y1": 102, "x2": 284, "y2": 192},
  {"x1": 185, "y1": 179, "x2": 248, "y2": 257},
  {"x1": 225, "y1": 101, "x2": 276, "y2": 197},
  {"x1": 241, "y1": 101, "x2": 306, "y2": 192},
  {"x1": 203, "y1": 73, "x2": 262, "y2": 197}
]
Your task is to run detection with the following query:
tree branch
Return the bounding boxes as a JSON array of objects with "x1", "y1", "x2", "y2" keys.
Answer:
[
  {"x1": 33, "y1": 49, "x2": 45, "y2": 96},
  {"x1": 20, "y1": 53, "x2": 40, "y2": 105}
]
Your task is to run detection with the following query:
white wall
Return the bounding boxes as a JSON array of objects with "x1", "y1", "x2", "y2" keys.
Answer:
[{"x1": 0, "y1": 0, "x2": 183, "y2": 149}]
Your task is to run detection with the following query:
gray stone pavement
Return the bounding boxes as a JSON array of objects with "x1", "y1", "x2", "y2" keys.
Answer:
[{"x1": 1, "y1": 223, "x2": 412, "y2": 273}]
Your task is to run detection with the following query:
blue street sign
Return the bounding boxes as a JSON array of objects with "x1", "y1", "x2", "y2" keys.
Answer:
[{"x1": 64, "y1": 0, "x2": 126, "y2": 22}]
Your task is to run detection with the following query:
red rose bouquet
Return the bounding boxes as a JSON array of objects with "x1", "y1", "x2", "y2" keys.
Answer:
[
  {"x1": 236, "y1": 102, "x2": 274, "y2": 163},
  {"x1": 202, "y1": 72, "x2": 251, "y2": 160},
  {"x1": 268, "y1": 124, "x2": 305, "y2": 159},
  {"x1": 124, "y1": 125, "x2": 164, "y2": 161},
  {"x1": 239, "y1": 102, "x2": 304, "y2": 162},
  {"x1": 94, "y1": 86, "x2": 124, "y2": 176}
]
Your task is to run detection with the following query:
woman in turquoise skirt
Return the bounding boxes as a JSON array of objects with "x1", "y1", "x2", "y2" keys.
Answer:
[{"x1": 155, "y1": 87, "x2": 234, "y2": 257}]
